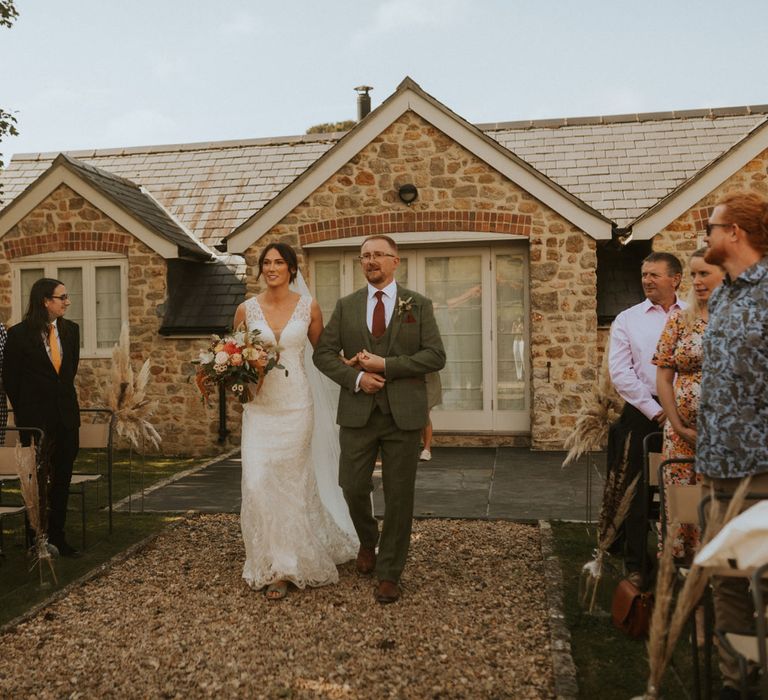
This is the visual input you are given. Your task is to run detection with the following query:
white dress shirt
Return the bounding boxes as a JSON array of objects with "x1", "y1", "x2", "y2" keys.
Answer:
[
  {"x1": 608, "y1": 296, "x2": 686, "y2": 420},
  {"x1": 365, "y1": 280, "x2": 397, "y2": 332},
  {"x1": 355, "y1": 281, "x2": 398, "y2": 392}
]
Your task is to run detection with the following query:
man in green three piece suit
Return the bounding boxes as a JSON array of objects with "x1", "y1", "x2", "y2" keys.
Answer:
[{"x1": 313, "y1": 235, "x2": 446, "y2": 604}]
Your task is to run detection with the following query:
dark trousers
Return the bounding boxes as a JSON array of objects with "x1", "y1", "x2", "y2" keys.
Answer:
[
  {"x1": 608, "y1": 402, "x2": 659, "y2": 574},
  {"x1": 339, "y1": 407, "x2": 421, "y2": 583}
]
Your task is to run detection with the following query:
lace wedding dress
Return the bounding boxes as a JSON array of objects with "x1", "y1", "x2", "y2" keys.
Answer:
[{"x1": 240, "y1": 294, "x2": 358, "y2": 590}]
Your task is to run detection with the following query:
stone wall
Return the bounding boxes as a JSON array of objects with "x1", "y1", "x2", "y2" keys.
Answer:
[
  {"x1": 0, "y1": 184, "x2": 232, "y2": 456},
  {"x1": 242, "y1": 111, "x2": 598, "y2": 449}
]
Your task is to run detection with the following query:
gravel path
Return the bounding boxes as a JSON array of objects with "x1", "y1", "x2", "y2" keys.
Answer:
[{"x1": 0, "y1": 516, "x2": 555, "y2": 699}]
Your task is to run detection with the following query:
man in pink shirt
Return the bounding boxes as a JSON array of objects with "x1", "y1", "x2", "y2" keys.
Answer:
[{"x1": 608, "y1": 251, "x2": 686, "y2": 587}]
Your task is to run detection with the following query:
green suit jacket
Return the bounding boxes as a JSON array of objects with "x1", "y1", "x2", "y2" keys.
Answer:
[{"x1": 313, "y1": 285, "x2": 446, "y2": 431}]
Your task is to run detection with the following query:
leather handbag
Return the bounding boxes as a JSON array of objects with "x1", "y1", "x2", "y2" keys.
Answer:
[{"x1": 611, "y1": 578, "x2": 654, "y2": 639}]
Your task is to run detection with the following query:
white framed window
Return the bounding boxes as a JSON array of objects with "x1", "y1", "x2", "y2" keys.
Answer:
[{"x1": 13, "y1": 252, "x2": 128, "y2": 357}]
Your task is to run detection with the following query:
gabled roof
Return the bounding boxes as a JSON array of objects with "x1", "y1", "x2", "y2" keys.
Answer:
[
  {"x1": 628, "y1": 116, "x2": 768, "y2": 239},
  {"x1": 483, "y1": 105, "x2": 768, "y2": 230},
  {"x1": 0, "y1": 136, "x2": 338, "y2": 249},
  {"x1": 0, "y1": 154, "x2": 211, "y2": 260},
  {"x1": 225, "y1": 77, "x2": 613, "y2": 251}
]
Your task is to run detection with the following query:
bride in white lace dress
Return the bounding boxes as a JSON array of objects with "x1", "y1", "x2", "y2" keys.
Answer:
[{"x1": 233, "y1": 243, "x2": 357, "y2": 600}]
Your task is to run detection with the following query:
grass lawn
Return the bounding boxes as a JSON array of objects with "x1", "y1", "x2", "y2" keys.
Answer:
[
  {"x1": 0, "y1": 449, "x2": 216, "y2": 627},
  {"x1": 551, "y1": 521, "x2": 719, "y2": 700}
]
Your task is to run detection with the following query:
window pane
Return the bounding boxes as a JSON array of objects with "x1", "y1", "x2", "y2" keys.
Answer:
[
  {"x1": 496, "y1": 254, "x2": 526, "y2": 410},
  {"x1": 57, "y1": 267, "x2": 84, "y2": 348},
  {"x1": 314, "y1": 260, "x2": 341, "y2": 323},
  {"x1": 95, "y1": 266, "x2": 122, "y2": 348},
  {"x1": 20, "y1": 269, "x2": 45, "y2": 311},
  {"x1": 426, "y1": 256, "x2": 483, "y2": 411},
  {"x1": 353, "y1": 258, "x2": 408, "y2": 289}
]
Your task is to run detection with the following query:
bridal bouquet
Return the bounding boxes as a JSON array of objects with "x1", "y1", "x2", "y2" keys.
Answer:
[{"x1": 194, "y1": 325, "x2": 285, "y2": 404}]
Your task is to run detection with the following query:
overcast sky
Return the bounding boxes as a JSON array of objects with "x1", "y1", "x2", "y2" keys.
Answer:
[{"x1": 2, "y1": 0, "x2": 767, "y2": 162}]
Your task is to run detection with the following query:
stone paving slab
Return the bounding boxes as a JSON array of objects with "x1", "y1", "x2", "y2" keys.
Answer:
[{"x1": 124, "y1": 447, "x2": 605, "y2": 522}]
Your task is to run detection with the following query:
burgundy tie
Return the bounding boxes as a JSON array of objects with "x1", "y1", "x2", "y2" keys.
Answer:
[{"x1": 372, "y1": 291, "x2": 386, "y2": 338}]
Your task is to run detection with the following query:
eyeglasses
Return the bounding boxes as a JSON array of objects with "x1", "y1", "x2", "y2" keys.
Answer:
[
  {"x1": 49, "y1": 294, "x2": 69, "y2": 301},
  {"x1": 705, "y1": 223, "x2": 732, "y2": 235},
  {"x1": 358, "y1": 252, "x2": 397, "y2": 263}
]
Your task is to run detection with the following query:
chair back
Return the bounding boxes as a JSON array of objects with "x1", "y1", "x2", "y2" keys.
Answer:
[
  {"x1": 648, "y1": 452, "x2": 662, "y2": 487},
  {"x1": 0, "y1": 445, "x2": 38, "y2": 477},
  {"x1": 0, "y1": 427, "x2": 43, "y2": 476},
  {"x1": 79, "y1": 422, "x2": 110, "y2": 449},
  {"x1": 642, "y1": 431, "x2": 663, "y2": 488},
  {"x1": 666, "y1": 483, "x2": 704, "y2": 525}
]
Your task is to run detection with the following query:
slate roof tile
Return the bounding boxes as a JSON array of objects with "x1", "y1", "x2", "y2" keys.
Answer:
[{"x1": 2, "y1": 107, "x2": 767, "y2": 242}]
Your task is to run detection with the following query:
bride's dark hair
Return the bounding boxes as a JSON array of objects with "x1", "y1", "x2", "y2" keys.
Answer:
[{"x1": 257, "y1": 242, "x2": 298, "y2": 283}]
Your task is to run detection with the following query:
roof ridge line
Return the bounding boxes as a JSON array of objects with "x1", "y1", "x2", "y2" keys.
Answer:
[
  {"x1": 10, "y1": 131, "x2": 346, "y2": 161},
  {"x1": 11, "y1": 103, "x2": 768, "y2": 162},
  {"x1": 477, "y1": 104, "x2": 768, "y2": 131}
]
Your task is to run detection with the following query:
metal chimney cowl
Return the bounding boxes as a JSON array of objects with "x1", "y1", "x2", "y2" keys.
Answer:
[{"x1": 354, "y1": 85, "x2": 373, "y2": 121}]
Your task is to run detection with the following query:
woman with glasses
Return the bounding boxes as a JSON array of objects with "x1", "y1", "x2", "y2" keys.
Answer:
[
  {"x1": 652, "y1": 247, "x2": 724, "y2": 561},
  {"x1": 3, "y1": 278, "x2": 81, "y2": 557}
]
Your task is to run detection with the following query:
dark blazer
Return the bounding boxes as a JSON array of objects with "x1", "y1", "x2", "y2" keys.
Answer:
[
  {"x1": 314, "y1": 285, "x2": 446, "y2": 431},
  {"x1": 3, "y1": 318, "x2": 81, "y2": 431}
]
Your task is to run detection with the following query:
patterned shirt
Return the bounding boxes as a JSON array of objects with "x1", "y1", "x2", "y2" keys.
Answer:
[{"x1": 697, "y1": 257, "x2": 768, "y2": 478}]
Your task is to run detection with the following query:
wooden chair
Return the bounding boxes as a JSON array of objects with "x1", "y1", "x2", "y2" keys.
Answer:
[
  {"x1": 656, "y1": 457, "x2": 705, "y2": 698},
  {"x1": 0, "y1": 426, "x2": 44, "y2": 559}
]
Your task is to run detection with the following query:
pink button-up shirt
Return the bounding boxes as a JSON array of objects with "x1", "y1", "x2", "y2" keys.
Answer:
[{"x1": 608, "y1": 297, "x2": 686, "y2": 420}]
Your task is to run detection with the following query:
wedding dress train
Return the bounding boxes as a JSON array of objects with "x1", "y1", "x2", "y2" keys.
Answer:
[{"x1": 240, "y1": 294, "x2": 357, "y2": 590}]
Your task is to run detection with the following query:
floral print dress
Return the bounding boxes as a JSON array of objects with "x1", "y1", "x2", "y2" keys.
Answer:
[{"x1": 652, "y1": 310, "x2": 706, "y2": 559}]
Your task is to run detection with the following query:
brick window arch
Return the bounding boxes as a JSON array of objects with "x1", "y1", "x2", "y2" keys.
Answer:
[{"x1": 298, "y1": 210, "x2": 532, "y2": 246}]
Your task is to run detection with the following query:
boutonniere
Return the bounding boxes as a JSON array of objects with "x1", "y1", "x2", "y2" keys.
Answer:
[
  {"x1": 396, "y1": 296, "x2": 414, "y2": 316},
  {"x1": 397, "y1": 296, "x2": 417, "y2": 323}
]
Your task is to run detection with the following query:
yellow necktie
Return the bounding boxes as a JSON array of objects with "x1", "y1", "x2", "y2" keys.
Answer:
[{"x1": 49, "y1": 323, "x2": 61, "y2": 374}]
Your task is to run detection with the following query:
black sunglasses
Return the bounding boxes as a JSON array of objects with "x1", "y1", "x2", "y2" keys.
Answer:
[{"x1": 705, "y1": 223, "x2": 732, "y2": 236}]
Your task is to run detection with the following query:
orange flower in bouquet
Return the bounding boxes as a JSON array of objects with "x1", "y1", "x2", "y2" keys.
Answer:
[{"x1": 194, "y1": 324, "x2": 286, "y2": 404}]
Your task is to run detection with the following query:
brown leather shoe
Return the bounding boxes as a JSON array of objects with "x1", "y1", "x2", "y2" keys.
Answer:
[
  {"x1": 375, "y1": 580, "x2": 400, "y2": 604},
  {"x1": 356, "y1": 546, "x2": 376, "y2": 575}
]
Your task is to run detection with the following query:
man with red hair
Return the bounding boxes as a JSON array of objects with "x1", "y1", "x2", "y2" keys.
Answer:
[{"x1": 699, "y1": 191, "x2": 768, "y2": 700}]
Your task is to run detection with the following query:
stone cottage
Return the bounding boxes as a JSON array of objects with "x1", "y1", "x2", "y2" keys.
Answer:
[{"x1": 1, "y1": 77, "x2": 766, "y2": 455}]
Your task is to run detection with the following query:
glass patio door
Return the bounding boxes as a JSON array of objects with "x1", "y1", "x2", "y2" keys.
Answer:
[
  {"x1": 423, "y1": 251, "x2": 489, "y2": 430},
  {"x1": 309, "y1": 244, "x2": 529, "y2": 433}
]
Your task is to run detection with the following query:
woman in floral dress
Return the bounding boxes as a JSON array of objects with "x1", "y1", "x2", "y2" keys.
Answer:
[{"x1": 652, "y1": 246, "x2": 724, "y2": 559}]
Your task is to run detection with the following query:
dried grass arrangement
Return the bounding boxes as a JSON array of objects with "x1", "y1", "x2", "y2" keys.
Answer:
[
  {"x1": 642, "y1": 522, "x2": 678, "y2": 698},
  {"x1": 639, "y1": 477, "x2": 753, "y2": 699},
  {"x1": 14, "y1": 440, "x2": 57, "y2": 585},
  {"x1": 580, "y1": 435, "x2": 637, "y2": 612},
  {"x1": 563, "y1": 340, "x2": 624, "y2": 467},
  {"x1": 107, "y1": 324, "x2": 161, "y2": 451}
]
